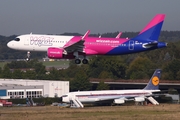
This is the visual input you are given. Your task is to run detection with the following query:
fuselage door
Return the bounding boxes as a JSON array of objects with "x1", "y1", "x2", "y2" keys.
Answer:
[
  {"x1": 24, "y1": 36, "x2": 29, "y2": 46},
  {"x1": 129, "y1": 40, "x2": 134, "y2": 50}
]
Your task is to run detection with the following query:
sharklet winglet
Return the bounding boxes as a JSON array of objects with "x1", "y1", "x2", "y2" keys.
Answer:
[
  {"x1": 115, "y1": 32, "x2": 122, "y2": 38},
  {"x1": 82, "y1": 30, "x2": 90, "y2": 40}
]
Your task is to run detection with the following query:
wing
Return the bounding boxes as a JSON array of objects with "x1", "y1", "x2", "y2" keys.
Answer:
[
  {"x1": 94, "y1": 96, "x2": 121, "y2": 102},
  {"x1": 63, "y1": 30, "x2": 90, "y2": 54}
]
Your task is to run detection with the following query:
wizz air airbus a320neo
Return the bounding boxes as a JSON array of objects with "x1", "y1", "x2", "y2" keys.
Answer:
[{"x1": 7, "y1": 14, "x2": 167, "y2": 64}]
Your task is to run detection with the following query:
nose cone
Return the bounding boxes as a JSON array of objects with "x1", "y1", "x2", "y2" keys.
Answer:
[
  {"x1": 7, "y1": 41, "x2": 13, "y2": 48},
  {"x1": 7, "y1": 41, "x2": 15, "y2": 49}
]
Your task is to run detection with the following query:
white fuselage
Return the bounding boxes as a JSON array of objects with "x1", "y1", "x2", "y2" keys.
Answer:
[
  {"x1": 7, "y1": 34, "x2": 73, "y2": 51},
  {"x1": 62, "y1": 89, "x2": 160, "y2": 103}
]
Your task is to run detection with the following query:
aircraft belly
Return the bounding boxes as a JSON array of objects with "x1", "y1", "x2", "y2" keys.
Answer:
[
  {"x1": 106, "y1": 44, "x2": 147, "y2": 55},
  {"x1": 27, "y1": 45, "x2": 49, "y2": 51},
  {"x1": 79, "y1": 98, "x2": 99, "y2": 103},
  {"x1": 106, "y1": 46, "x2": 130, "y2": 55},
  {"x1": 86, "y1": 45, "x2": 114, "y2": 55}
]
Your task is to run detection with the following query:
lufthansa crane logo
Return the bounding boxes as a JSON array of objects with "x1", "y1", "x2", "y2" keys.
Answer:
[{"x1": 152, "y1": 76, "x2": 159, "y2": 86}]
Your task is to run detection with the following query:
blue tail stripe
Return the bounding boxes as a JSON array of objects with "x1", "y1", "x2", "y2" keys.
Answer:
[{"x1": 132, "y1": 21, "x2": 164, "y2": 41}]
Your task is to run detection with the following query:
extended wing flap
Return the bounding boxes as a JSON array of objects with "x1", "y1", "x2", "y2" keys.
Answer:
[
  {"x1": 65, "y1": 41, "x2": 85, "y2": 53},
  {"x1": 63, "y1": 30, "x2": 90, "y2": 53}
]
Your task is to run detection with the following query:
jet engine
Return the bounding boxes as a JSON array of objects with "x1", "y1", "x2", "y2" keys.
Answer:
[
  {"x1": 134, "y1": 97, "x2": 145, "y2": 102},
  {"x1": 114, "y1": 99, "x2": 125, "y2": 104},
  {"x1": 47, "y1": 47, "x2": 64, "y2": 59}
]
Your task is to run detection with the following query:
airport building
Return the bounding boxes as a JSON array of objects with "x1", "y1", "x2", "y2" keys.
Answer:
[{"x1": 0, "y1": 79, "x2": 69, "y2": 99}]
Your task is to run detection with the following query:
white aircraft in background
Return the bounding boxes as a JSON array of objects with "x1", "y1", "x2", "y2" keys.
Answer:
[{"x1": 61, "y1": 69, "x2": 161, "y2": 108}]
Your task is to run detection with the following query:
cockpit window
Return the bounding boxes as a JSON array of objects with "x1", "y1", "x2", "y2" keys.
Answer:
[{"x1": 15, "y1": 38, "x2": 20, "y2": 41}]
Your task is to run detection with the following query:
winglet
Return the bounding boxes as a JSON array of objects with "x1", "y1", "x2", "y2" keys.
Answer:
[
  {"x1": 82, "y1": 30, "x2": 90, "y2": 40},
  {"x1": 115, "y1": 32, "x2": 122, "y2": 38},
  {"x1": 143, "y1": 69, "x2": 161, "y2": 90}
]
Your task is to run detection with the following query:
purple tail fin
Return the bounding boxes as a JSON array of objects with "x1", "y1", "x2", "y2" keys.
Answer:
[{"x1": 132, "y1": 14, "x2": 165, "y2": 41}]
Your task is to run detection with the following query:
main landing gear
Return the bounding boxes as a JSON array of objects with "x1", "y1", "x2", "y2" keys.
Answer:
[
  {"x1": 82, "y1": 59, "x2": 88, "y2": 64},
  {"x1": 75, "y1": 59, "x2": 81, "y2": 64},
  {"x1": 74, "y1": 58, "x2": 88, "y2": 64},
  {"x1": 73, "y1": 52, "x2": 88, "y2": 64}
]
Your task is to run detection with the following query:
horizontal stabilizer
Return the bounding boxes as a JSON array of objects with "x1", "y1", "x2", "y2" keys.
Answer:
[{"x1": 142, "y1": 41, "x2": 158, "y2": 48}]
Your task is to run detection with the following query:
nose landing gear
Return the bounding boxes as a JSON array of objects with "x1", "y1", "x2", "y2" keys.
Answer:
[{"x1": 26, "y1": 51, "x2": 31, "y2": 61}]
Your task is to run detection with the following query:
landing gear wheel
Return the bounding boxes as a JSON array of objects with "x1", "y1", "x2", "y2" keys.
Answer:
[
  {"x1": 75, "y1": 59, "x2": 81, "y2": 64},
  {"x1": 26, "y1": 58, "x2": 30, "y2": 61},
  {"x1": 26, "y1": 51, "x2": 31, "y2": 61},
  {"x1": 82, "y1": 59, "x2": 88, "y2": 64}
]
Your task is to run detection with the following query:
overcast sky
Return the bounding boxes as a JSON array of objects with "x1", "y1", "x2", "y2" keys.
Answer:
[{"x1": 0, "y1": 0, "x2": 180, "y2": 36}]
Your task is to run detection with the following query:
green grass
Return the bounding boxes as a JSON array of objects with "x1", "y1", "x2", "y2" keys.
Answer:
[
  {"x1": 0, "y1": 60, "x2": 69, "y2": 68},
  {"x1": 0, "y1": 61, "x2": 8, "y2": 68},
  {"x1": 1, "y1": 104, "x2": 180, "y2": 120}
]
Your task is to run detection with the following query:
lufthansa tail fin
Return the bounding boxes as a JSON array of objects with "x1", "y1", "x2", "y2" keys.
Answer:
[
  {"x1": 143, "y1": 69, "x2": 161, "y2": 90},
  {"x1": 132, "y1": 14, "x2": 165, "y2": 41}
]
